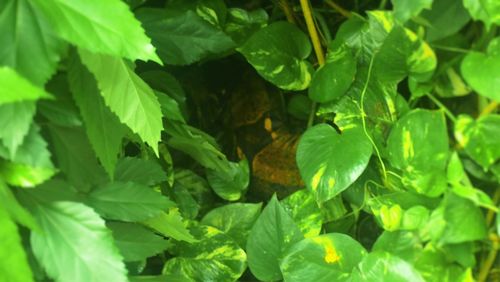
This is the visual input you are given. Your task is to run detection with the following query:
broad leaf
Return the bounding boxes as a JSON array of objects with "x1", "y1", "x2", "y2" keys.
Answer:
[
  {"x1": 0, "y1": 0, "x2": 65, "y2": 85},
  {"x1": 297, "y1": 124, "x2": 372, "y2": 203},
  {"x1": 372, "y1": 231, "x2": 423, "y2": 262},
  {"x1": 142, "y1": 209, "x2": 196, "y2": 243},
  {"x1": 114, "y1": 157, "x2": 167, "y2": 186},
  {"x1": 107, "y1": 222, "x2": 169, "y2": 262},
  {"x1": 136, "y1": 8, "x2": 235, "y2": 65},
  {"x1": 0, "y1": 102, "x2": 35, "y2": 158},
  {"x1": 0, "y1": 205, "x2": 33, "y2": 282},
  {"x1": 201, "y1": 203, "x2": 262, "y2": 247},
  {"x1": 246, "y1": 195, "x2": 304, "y2": 281},
  {"x1": 461, "y1": 38, "x2": 500, "y2": 102},
  {"x1": 351, "y1": 252, "x2": 425, "y2": 282},
  {"x1": 162, "y1": 225, "x2": 247, "y2": 282},
  {"x1": 30, "y1": 0, "x2": 160, "y2": 62},
  {"x1": 392, "y1": 0, "x2": 432, "y2": 22},
  {"x1": 87, "y1": 181, "x2": 174, "y2": 222},
  {"x1": 281, "y1": 233, "x2": 367, "y2": 282},
  {"x1": 31, "y1": 202, "x2": 128, "y2": 282},
  {"x1": 0, "y1": 67, "x2": 52, "y2": 104},
  {"x1": 463, "y1": 0, "x2": 500, "y2": 28},
  {"x1": 68, "y1": 51, "x2": 126, "y2": 178},
  {"x1": 421, "y1": 0, "x2": 470, "y2": 42},
  {"x1": 79, "y1": 50, "x2": 163, "y2": 154},
  {"x1": 206, "y1": 159, "x2": 249, "y2": 201},
  {"x1": 224, "y1": 8, "x2": 268, "y2": 45},
  {"x1": 238, "y1": 21, "x2": 314, "y2": 90},
  {"x1": 281, "y1": 189, "x2": 323, "y2": 238}
]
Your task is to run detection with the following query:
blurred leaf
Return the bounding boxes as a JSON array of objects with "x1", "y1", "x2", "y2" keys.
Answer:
[
  {"x1": 114, "y1": 157, "x2": 167, "y2": 186},
  {"x1": 351, "y1": 252, "x2": 425, "y2": 282},
  {"x1": 0, "y1": 102, "x2": 35, "y2": 158},
  {"x1": 281, "y1": 189, "x2": 323, "y2": 238},
  {"x1": 142, "y1": 209, "x2": 196, "y2": 243},
  {"x1": 206, "y1": 159, "x2": 249, "y2": 201},
  {"x1": 373, "y1": 231, "x2": 423, "y2": 262},
  {"x1": 463, "y1": 0, "x2": 500, "y2": 28},
  {"x1": 420, "y1": 0, "x2": 470, "y2": 42},
  {"x1": 392, "y1": 0, "x2": 432, "y2": 22},
  {"x1": 0, "y1": 67, "x2": 52, "y2": 104},
  {"x1": 287, "y1": 94, "x2": 312, "y2": 120},
  {"x1": 224, "y1": 8, "x2": 268, "y2": 45}
]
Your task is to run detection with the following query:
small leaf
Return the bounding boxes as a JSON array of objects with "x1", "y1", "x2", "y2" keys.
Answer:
[
  {"x1": 201, "y1": 203, "x2": 262, "y2": 247},
  {"x1": 281, "y1": 189, "x2": 323, "y2": 238},
  {"x1": 238, "y1": 21, "x2": 313, "y2": 90},
  {"x1": 297, "y1": 124, "x2": 372, "y2": 203},
  {"x1": 30, "y1": 202, "x2": 128, "y2": 282},
  {"x1": 107, "y1": 222, "x2": 169, "y2": 262},
  {"x1": 114, "y1": 157, "x2": 167, "y2": 186},
  {"x1": 142, "y1": 209, "x2": 196, "y2": 243},
  {"x1": 0, "y1": 67, "x2": 52, "y2": 104},
  {"x1": 351, "y1": 252, "x2": 425, "y2": 282},
  {"x1": 30, "y1": 0, "x2": 160, "y2": 62},
  {"x1": 246, "y1": 195, "x2": 303, "y2": 281},
  {"x1": 79, "y1": 50, "x2": 163, "y2": 155},
  {"x1": 87, "y1": 181, "x2": 174, "y2": 222},
  {"x1": 0, "y1": 102, "x2": 36, "y2": 158},
  {"x1": 280, "y1": 233, "x2": 367, "y2": 282},
  {"x1": 206, "y1": 159, "x2": 249, "y2": 201}
]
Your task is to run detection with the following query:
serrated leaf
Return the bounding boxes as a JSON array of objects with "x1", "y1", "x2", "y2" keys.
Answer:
[
  {"x1": 281, "y1": 233, "x2": 367, "y2": 282},
  {"x1": 0, "y1": 67, "x2": 52, "y2": 104},
  {"x1": 0, "y1": 102, "x2": 36, "y2": 158},
  {"x1": 162, "y1": 225, "x2": 247, "y2": 282},
  {"x1": 238, "y1": 21, "x2": 314, "y2": 90},
  {"x1": 114, "y1": 157, "x2": 167, "y2": 186},
  {"x1": 30, "y1": 201, "x2": 128, "y2": 282},
  {"x1": 0, "y1": 0, "x2": 65, "y2": 85},
  {"x1": 68, "y1": 51, "x2": 126, "y2": 178},
  {"x1": 281, "y1": 189, "x2": 323, "y2": 238},
  {"x1": 136, "y1": 8, "x2": 235, "y2": 65},
  {"x1": 201, "y1": 203, "x2": 262, "y2": 247},
  {"x1": 247, "y1": 195, "x2": 304, "y2": 281},
  {"x1": 87, "y1": 181, "x2": 173, "y2": 222},
  {"x1": 142, "y1": 209, "x2": 196, "y2": 243},
  {"x1": 79, "y1": 50, "x2": 163, "y2": 155},
  {"x1": 351, "y1": 252, "x2": 425, "y2": 282},
  {"x1": 107, "y1": 222, "x2": 169, "y2": 262},
  {"x1": 463, "y1": 0, "x2": 500, "y2": 28},
  {"x1": 206, "y1": 159, "x2": 249, "y2": 201},
  {"x1": 297, "y1": 124, "x2": 372, "y2": 203},
  {"x1": 30, "y1": 0, "x2": 160, "y2": 63}
]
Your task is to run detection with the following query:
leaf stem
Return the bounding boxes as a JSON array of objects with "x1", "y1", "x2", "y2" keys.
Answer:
[
  {"x1": 426, "y1": 93, "x2": 458, "y2": 123},
  {"x1": 478, "y1": 233, "x2": 499, "y2": 282},
  {"x1": 278, "y1": 0, "x2": 296, "y2": 24},
  {"x1": 479, "y1": 101, "x2": 499, "y2": 118},
  {"x1": 324, "y1": 0, "x2": 351, "y2": 18},
  {"x1": 378, "y1": 0, "x2": 388, "y2": 9},
  {"x1": 430, "y1": 45, "x2": 471, "y2": 54}
]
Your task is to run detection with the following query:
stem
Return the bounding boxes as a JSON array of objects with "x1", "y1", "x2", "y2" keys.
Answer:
[
  {"x1": 478, "y1": 234, "x2": 499, "y2": 282},
  {"x1": 479, "y1": 101, "x2": 499, "y2": 118},
  {"x1": 379, "y1": 0, "x2": 388, "y2": 9},
  {"x1": 426, "y1": 93, "x2": 458, "y2": 123},
  {"x1": 278, "y1": 0, "x2": 296, "y2": 24},
  {"x1": 486, "y1": 189, "x2": 500, "y2": 227},
  {"x1": 431, "y1": 45, "x2": 471, "y2": 54},
  {"x1": 300, "y1": 0, "x2": 326, "y2": 128},
  {"x1": 324, "y1": 0, "x2": 351, "y2": 18}
]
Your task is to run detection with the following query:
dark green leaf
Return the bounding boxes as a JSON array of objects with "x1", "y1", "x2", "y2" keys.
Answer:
[
  {"x1": 421, "y1": 0, "x2": 470, "y2": 42},
  {"x1": 206, "y1": 159, "x2": 249, "y2": 201},
  {"x1": 142, "y1": 209, "x2": 196, "y2": 243},
  {"x1": 392, "y1": 0, "x2": 432, "y2": 22},
  {"x1": 114, "y1": 157, "x2": 167, "y2": 186}
]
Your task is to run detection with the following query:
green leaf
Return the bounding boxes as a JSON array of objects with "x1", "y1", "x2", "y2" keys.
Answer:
[
  {"x1": 201, "y1": 203, "x2": 262, "y2": 247},
  {"x1": 287, "y1": 94, "x2": 312, "y2": 120},
  {"x1": 136, "y1": 8, "x2": 235, "y2": 65},
  {"x1": 373, "y1": 231, "x2": 423, "y2": 262},
  {"x1": 463, "y1": 0, "x2": 500, "y2": 28},
  {"x1": 461, "y1": 38, "x2": 500, "y2": 102},
  {"x1": 351, "y1": 252, "x2": 425, "y2": 282},
  {"x1": 280, "y1": 233, "x2": 367, "y2": 282},
  {"x1": 86, "y1": 181, "x2": 174, "y2": 222},
  {"x1": 0, "y1": 125, "x2": 56, "y2": 188},
  {"x1": 142, "y1": 209, "x2": 197, "y2": 243},
  {"x1": 387, "y1": 109, "x2": 449, "y2": 196},
  {"x1": 308, "y1": 43, "x2": 357, "y2": 103},
  {"x1": 421, "y1": 0, "x2": 470, "y2": 42},
  {"x1": 79, "y1": 50, "x2": 163, "y2": 155},
  {"x1": 114, "y1": 157, "x2": 167, "y2": 186},
  {"x1": 162, "y1": 225, "x2": 247, "y2": 282},
  {"x1": 206, "y1": 159, "x2": 249, "y2": 201},
  {"x1": 30, "y1": 202, "x2": 127, "y2": 282},
  {"x1": 224, "y1": 8, "x2": 268, "y2": 45},
  {"x1": 281, "y1": 189, "x2": 323, "y2": 238},
  {"x1": 0, "y1": 181, "x2": 36, "y2": 229},
  {"x1": 0, "y1": 102, "x2": 36, "y2": 158},
  {"x1": 297, "y1": 124, "x2": 372, "y2": 203},
  {"x1": 238, "y1": 21, "x2": 314, "y2": 90},
  {"x1": 30, "y1": 0, "x2": 160, "y2": 63},
  {"x1": 0, "y1": 0, "x2": 65, "y2": 85},
  {"x1": 454, "y1": 114, "x2": 500, "y2": 169},
  {"x1": 392, "y1": 0, "x2": 432, "y2": 22},
  {"x1": 68, "y1": 51, "x2": 126, "y2": 178},
  {"x1": 0, "y1": 205, "x2": 33, "y2": 282},
  {"x1": 0, "y1": 67, "x2": 52, "y2": 104},
  {"x1": 107, "y1": 222, "x2": 169, "y2": 262},
  {"x1": 246, "y1": 195, "x2": 304, "y2": 281}
]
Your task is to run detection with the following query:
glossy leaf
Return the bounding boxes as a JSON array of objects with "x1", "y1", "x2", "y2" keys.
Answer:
[
  {"x1": 142, "y1": 209, "x2": 196, "y2": 243},
  {"x1": 206, "y1": 159, "x2": 249, "y2": 201},
  {"x1": 114, "y1": 157, "x2": 167, "y2": 186},
  {"x1": 281, "y1": 233, "x2": 367, "y2": 282},
  {"x1": 201, "y1": 203, "x2": 262, "y2": 247},
  {"x1": 107, "y1": 222, "x2": 169, "y2": 262},
  {"x1": 162, "y1": 225, "x2": 246, "y2": 282},
  {"x1": 30, "y1": 0, "x2": 160, "y2": 62},
  {"x1": 87, "y1": 181, "x2": 174, "y2": 222},
  {"x1": 31, "y1": 202, "x2": 128, "y2": 282},
  {"x1": 297, "y1": 123, "x2": 372, "y2": 203},
  {"x1": 136, "y1": 8, "x2": 235, "y2": 65},
  {"x1": 0, "y1": 102, "x2": 35, "y2": 158},
  {"x1": 79, "y1": 50, "x2": 163, "y2": 155},
  {"x1": 0, "y1": 0, "x2": 65, "y2": 85},
  {"x1": 68, "y1": 52, "x2": 126, "y2": 178},
  {"x1": 0, "y1": 67, "x2": 52, "y2": 104},
  {"x1": 281, "y1": 189, "x2": 323, "y2": 238},
  {"x1": 238, "y1": 21, "x2": 314, "y2": 90},
  {"x1": 246, "y1": 195, "x2": 303, "y2": 281},
  {"x1": 351, "y1": 252, "x2": 425, "y2": 282}
]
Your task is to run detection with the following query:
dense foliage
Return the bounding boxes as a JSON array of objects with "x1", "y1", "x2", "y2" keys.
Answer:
[{"x1": 1, "y1": 0, "x2": 500, "y2": 281}]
